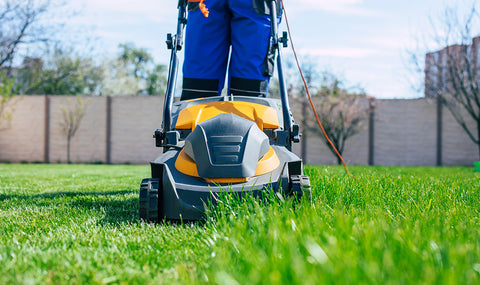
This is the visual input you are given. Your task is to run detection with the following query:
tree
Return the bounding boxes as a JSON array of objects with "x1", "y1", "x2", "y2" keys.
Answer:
[
  {"x1": 118, "y1": 43, "x2": 153, "y2": 80},
  {"x1": 305, "y1": 71, "x2": 372, "y2": 165},
  {"x1": 59, "y1": 96, "x2": 88, "y2": 164},
  {"x1": 19, "y1": 48, "x2": 103, "y2": 95},
  {"x1": 409, "y1": 2, "x2": 480, "y2": 160},
  {"x1": 13, "y1": 43, "x2": 166, "y2": 96},
  {"x1": 268, "y1": 56, "x2": 303, "y2": 98},
  {"x1": 145, "y1": 64, "x2": 168, "y2": 95},
  {"x1": 0, "y1": 0, "x2": 61, "y2": 69},
  {"x1": 0, "y1": 71, "x2": 19, "y2": 130},
  {"x1": 269, "y1": 55, "x2": 371, "y2": 164},
  {"x1": 101, "y1": 43, "x2": 166, "y2": 96}
]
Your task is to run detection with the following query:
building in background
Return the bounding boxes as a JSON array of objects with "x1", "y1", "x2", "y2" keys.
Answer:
[
  {"x1": 425, "y1": 36, "x2": 480, "y2": 98},
  {"x1": 424, "y1": 35, "x2": 480, "y2": 165}
]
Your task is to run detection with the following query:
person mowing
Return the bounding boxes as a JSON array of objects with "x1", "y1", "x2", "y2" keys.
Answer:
[{"x1": 181, "y1": 0, "x2": 282, "y2": 100}]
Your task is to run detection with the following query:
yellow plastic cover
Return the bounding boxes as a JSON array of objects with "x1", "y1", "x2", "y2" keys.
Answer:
[
  {"x1": 175, "y1": 101, "x2": 280, "y2": 131},
  {"x1": 175, "y1": 147, "x2": 280, "y2": 183}
]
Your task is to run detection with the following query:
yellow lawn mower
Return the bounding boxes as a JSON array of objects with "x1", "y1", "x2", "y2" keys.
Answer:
[{"x1": 139, "y1": 0, "x2": 311, "y2": 221}]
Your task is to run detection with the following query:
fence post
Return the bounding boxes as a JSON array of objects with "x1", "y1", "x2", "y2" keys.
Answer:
[
  {"x1": 44, "y1": 95, "x2": 50, "y2": 164},
  {"x1": 368, "y1": 98, "x2": 375, "y2": 166},
  {"x1": 436, "y1": 97, "x2": 443, "y2": 166},
  {"x1": 106, "y1": 96, "x2": 112, "y2": 164}
]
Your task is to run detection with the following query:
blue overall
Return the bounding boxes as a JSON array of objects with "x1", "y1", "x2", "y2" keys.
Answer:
[{"x1": 181, "y1": 0, "x2": 281, "y2": 100}]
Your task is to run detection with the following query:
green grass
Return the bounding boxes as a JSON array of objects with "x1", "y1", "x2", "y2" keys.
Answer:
[{"x1": 0, "y1": 164, "x2": 479, "y2": 284}]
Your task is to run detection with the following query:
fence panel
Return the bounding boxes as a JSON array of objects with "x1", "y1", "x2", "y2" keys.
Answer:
[{"x1": 0, "y1": 95, "x2": 477, "y2": 166}]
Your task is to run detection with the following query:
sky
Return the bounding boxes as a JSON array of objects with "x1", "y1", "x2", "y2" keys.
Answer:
[{"x1": 63, "y1": 0, "x2": 477, "y2": 99}]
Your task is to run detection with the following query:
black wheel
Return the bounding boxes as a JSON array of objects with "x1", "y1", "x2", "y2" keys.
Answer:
[
  {"x1": 139, "y1": 178, "x2": 160, "y2": 222},
  {"x1": 290, "y1": 175, "x2": 312, "y2": 203}
]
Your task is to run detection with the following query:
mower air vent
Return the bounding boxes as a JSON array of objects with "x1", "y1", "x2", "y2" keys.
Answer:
[{"x1": 211, "y1": 136, "x2": 243, "y2": 164}]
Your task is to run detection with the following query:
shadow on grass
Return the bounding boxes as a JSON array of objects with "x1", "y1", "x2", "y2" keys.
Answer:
[
  {"x1": 0, "y1": 190, "x2": 136, "y2": 200},
  {"x1": 0, "y1": 190, "x2": 140, "y2": 226}
]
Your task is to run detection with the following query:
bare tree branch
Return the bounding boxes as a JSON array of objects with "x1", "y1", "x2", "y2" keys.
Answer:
[
  {"x1": 409, "y1": 1, "x2": 480, "y2": 159},
  {"x1": 59, "y1": 96, "x2": 89, "y2": 163},
  {"x1": 306, "y1": 94, "x2": 371, "y2": 165},
  {"x1": 0, "y1": 0, "x2": 59, "y2": 69}
]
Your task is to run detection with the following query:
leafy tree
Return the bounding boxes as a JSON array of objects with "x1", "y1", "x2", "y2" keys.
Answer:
[
  {"x1": 145, "y1": 64, "x2": 167, "y2": 95},
  {"x1": 268, "y1": 56, "x2": 302, "y2": 98},
  {"x1": 15, "y1": 44, "x2": 166, "y2": 96},
  {"x1": 102, "y1": 43, "x2": 166, "y2": 95},
  {"x1": 0, "y1": 71, "x2": 19, "y2": 130},
  {"x1": 101, "y1": 58, "x2": 141, "y2": 96},
  {"x1": 59, "y1": 96, "x2": 88, "y2": 163},
  {"x1": 19, "y1": 48, "x2": 103, "y2": 95},
  {"x1": 118, "y1": 43, "x2": 153, "y2": 79}
]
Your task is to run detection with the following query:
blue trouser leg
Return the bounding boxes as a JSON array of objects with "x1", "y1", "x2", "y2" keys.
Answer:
[
  {"x1": 181, "y1": 0, "x2": 280, "y2": 100},
  {"x1": 182, "y1": 0, "x2": 230, "y2": 99},
  {"x1": 228, "y1": 0, "x2": 273, "y2": 97}
]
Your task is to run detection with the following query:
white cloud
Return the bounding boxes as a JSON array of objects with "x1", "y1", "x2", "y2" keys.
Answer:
[
  {"x1": 291, "y1": 0, "x2": 378, "y2": 16},
  {"x1": 70, "y1": 0, "x2": 177, "y2": 24},
  {"x1": 297, "y1": 47, "x2": 378, "y2": 58},
  {"x1": 59, "y1": 0, "x2": 178, "y2": 60}
]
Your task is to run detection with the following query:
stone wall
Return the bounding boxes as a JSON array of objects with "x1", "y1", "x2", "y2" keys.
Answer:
[
  {"x1": 0, "y1": 95, "x2": 477, "y2": 166},
  {"x1": 110, "y1": 96, "x2": 164, "y2": 164},
  {"x1": 373, "y1": 99, "x2": 437, "y2": 166},
  {"x1": 0, "y1": 96, "x2": 45, "y2": 163},
  {"x1": 48, "y1": 96, "x2": 107, "y2": 163},
  {"x1": 442, "y1": 104, "x2": 478, "y2": 166},
  {"x1": 290, "y1": 98, "x2": 369, "y2": 166}
]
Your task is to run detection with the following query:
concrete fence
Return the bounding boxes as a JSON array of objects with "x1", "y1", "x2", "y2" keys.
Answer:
[{"x1": 0, "y1": 95, "x2": 477, "y2": 166}]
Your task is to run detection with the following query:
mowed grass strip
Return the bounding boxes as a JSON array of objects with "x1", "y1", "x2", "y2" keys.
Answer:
[{"x1": 0, "y1": 164, "x2": 479, "y2": 284}]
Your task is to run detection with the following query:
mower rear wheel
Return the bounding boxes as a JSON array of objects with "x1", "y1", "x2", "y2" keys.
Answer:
[
  {"x1": 290, "y1": 175, "x2": 312, "y2": 203},
  {"x1": 139, "y1": 178, "x2": 160, "y2": 222}
]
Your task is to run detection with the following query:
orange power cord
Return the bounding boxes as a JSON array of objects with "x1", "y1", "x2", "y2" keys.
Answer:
[{"x1": 278, "y1": 0, "x2": 354, "y2": 177}]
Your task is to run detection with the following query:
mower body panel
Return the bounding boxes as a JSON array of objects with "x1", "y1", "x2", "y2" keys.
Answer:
[
  {"x1": 144, "y1": 96, "x2": 308, "y2": 221},
  {"x1": 151, "y1": 145, "x2": 302, "y2": 221}
]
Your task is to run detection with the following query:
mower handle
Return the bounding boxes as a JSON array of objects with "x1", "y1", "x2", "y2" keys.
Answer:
[
  {"x1": 269, "y1": 0, "x2": 296, "y2": 150},
  {"x1": 162, "y1": 0, "x2": 188, "y2": 136}
]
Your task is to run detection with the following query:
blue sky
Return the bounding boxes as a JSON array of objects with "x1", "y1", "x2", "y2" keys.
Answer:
[{"x1": 66, "y1": 0, "x2": 476, "y2": 99}]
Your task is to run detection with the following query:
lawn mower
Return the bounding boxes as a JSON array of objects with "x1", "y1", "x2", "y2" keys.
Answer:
[{"x1": 139, "y1": 0, "x2": 311, "y2": 222}]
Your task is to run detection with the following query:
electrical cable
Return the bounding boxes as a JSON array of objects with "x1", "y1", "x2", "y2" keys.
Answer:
[{"x1": 278, "y1": 0, "x2": 354, "y2": 177}]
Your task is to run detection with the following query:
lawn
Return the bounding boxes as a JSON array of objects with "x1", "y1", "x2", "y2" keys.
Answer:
[{"x1": 0, "y1": 164, "x2": 479, "y2": 284}]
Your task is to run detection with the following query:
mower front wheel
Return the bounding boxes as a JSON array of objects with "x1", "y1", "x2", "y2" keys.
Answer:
[{"x1": 139, "y1": 178, "x2": 160, "y2": 222}]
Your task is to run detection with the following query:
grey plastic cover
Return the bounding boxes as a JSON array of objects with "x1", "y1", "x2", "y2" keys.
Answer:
[{"x1": 183, "y1": 113, "x2": 270, "y2": 178}]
